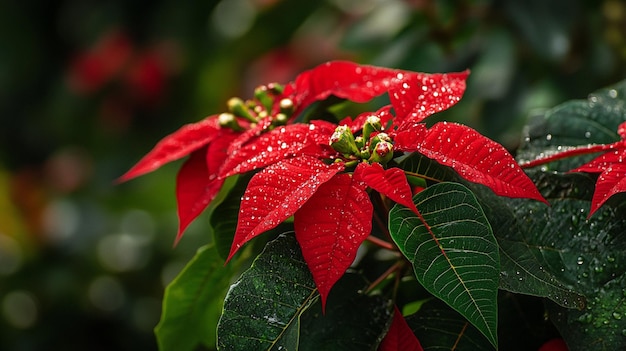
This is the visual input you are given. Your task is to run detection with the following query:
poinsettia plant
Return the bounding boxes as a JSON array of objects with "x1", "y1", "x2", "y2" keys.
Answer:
[{"x1": 120, "y1": 61, "x2": 626, "y2": 350}]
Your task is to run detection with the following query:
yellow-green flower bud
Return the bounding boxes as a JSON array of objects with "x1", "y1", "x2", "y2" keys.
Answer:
[
  {"x1": 369, "y1": 140, "x2": 394, "y2": 164},
  {"x1": 254, "y1": 85, "x2": 274, "y2": 111},
  {"x1": 279, "y1": 98, "x2": 294, "y2": 116},
  {"x1": 368, "y1": 132, "x2": 392, "y2": 152},
  {"x1": 218, "y1": 113, "x2": 244, "y2": 131},
  {"x1": 362, "y1": 115, "x2": 382, "y2": 141},
  {"x1": 227, "y1": 97, "x2": 256, "y2": 123},
  {"x1": 273, "y1": 113, "x2": 288, "y2": 126},
  {"x1": 329, "y1": 125, "x2": 360, "y2": 155}
]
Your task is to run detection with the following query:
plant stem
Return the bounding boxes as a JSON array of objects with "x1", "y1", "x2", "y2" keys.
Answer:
[
  {"x1": 366, "y1": 235, "x2": 395, "y2": 250},
  {"x1": 365, "y1": 260, "x2": 404, "y2": 293}
]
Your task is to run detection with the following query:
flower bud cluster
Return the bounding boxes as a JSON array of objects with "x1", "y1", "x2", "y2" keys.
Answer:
[
  {"x1": 218, "y1": 83, "x2": 294, "y2": 131},
  {"x1": 329, "y1": 115, "x2": 394, "y2": 166}
]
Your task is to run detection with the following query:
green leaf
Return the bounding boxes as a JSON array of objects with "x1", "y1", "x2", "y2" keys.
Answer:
[
  {"x1": 217, "y1": 233, "x2": 318, "y2": 350},
  {"x1": 155, "y1": 245, "x2": 237, "y2": 351},
  {"x1": 547, "y1": 274, "x2": 626, "y2": 351},
  {"x1": 505, "y1": 198, "x2": 626, "y2": 351},
  {"x1": 517, "y1": 79, "x2": 626, "y2": 172},
  {"x1": 209, "y1": 175, "x2": 247, "y2": 260},
  {"x1": 497, "y1": 237, "x2": 586, "y2": 309},
  {"x1": 298, "y1": 273, "x2": 393, "y2": 350},
  {"x1": 217, "y1": 233, "x2": 393, "y2": 351},
  {"x1": 398, "y1": 152, "x2": 457, "y2": 183},
  {"x1": 469, "y1": 183, "x2": 586, "y2": 309},
  {"x1": 405, "y1": 298, "x2": 494, "y2": 351},
  {"x1": 388, "y1": 182, "x2": 500, "y2": 348}
]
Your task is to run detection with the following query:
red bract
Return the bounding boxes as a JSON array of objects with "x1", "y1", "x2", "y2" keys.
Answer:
[
  {"x1": 378, "y1": 306, "x2": 424, "y2": 351},
  {"x1": 281, "y1": 61, "x2": 469, "y2": 121},
  {"x1": 227, "y1": 156, "x2": 344, "y2": 262},
  {"x1": 120, "y1": 60, "x2": 551, "y2": 314},
  {"x1": 521, "y1": 121, "x2": 626, "y2": 216},
  {"x1": 283, "y1": 61, "x2": 399, "y2": 116},
  {"x1": 219, "y1": 121, "x2": 337, "y2": 179},
  {"x1": 294, "y1": 173, "x2": 372, "y2": 309},
  {"x1": 118, "y1": 116, "x2": 223, "y2": 182},
  {"x1": 122, "y1": 61, "x2": 456, "y2": 243},
  {"x1": 394, "y1": 121, "x2": 547, "y2": 204},
  {"x1": 354, "y1": 162, "x2": 419, "y2": 215},
  {"x1": 389, "y1": 71, "x2": 469, "y2": 126},
  {"x1": 570, "y1": 146, "x2": 626, "y2": 216}
]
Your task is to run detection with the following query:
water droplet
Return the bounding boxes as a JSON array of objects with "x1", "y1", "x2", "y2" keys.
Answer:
[
  {"x1": 613, "y1": 312, "x2": 622, "y2": 320},
  {"x1": 577, "y1": 257, "x2": 584, "y2": 265},
  {"x1": 546, "y1": 134, "x2": 553, "y2": 141}
]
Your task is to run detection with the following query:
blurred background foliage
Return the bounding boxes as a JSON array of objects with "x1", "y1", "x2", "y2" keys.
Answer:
[{"x1": 0, "y1": 0, "x2": 624, "y2": 350}]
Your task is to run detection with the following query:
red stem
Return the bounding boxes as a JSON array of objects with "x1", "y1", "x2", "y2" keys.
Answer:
[
  {"x1": 519, "y1": 143, "x2": 617, "y2": 169},
  {"x1": 365, "y1": 260, "x2": 404, "y2": 293},
  {"x1": 366, "y1": 235, "x2": 395, "y2": 251}
]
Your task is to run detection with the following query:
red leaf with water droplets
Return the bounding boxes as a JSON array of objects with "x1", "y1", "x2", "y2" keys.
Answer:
[
  {"x1": 354, "y1": 162, "x2": 419, "y2": 215},
  {"x1": 294, "y1": 172, "x2": 372, "y2": 310},
  {"x1": 395, "y1": 122, "x2": 547, "y2": 203},
  {"x1": 378, "y1": 306, "x2": 424, "y2": 351},
  {"x1": 175, "y1": 131, "x2": 239, "y2": 244},
  {"x1": 284, "y1": 61, "x2": 401, "y2": 116},
  {"x1": 219, "y1": 121, "x2": 337, "y2": 178},
  {"x1": 227, "y1": 156, "x2": 344, "y2": 261},
  {"x1": 389, "y1": 71, "x2": 469, "y2": 126},
  {"x1": 118, "y1": 116, "x2": 222, "y2": 182},
  {"x1": 175, "y1": 149, "x2": 222, "y2": 244},
  {"x1": 571, "y1": 148, "x2": 626, "y2": 216},
  {"x1": 226, "y1": 117, "x2": 273, "y2": 156}
]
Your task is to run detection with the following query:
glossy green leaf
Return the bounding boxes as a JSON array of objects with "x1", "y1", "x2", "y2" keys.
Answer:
[
  {"x1": 506, "y1": 198, "x2": 626, "y2": 351},
  {"x1": 155, "y1": 245, "x2": 237, "y2": 351},
  {"x1": 405, "y1": 298, "x2": 493, "y2": 351},
  {"x1": 517, "y1": 79, "x2": 626, "y2": 172},
  {"x1": 388, "y1": 182, "x2": 499, "y2": 348},
  {"x1": 217, "y1": 233, "x2": 318, "y2": 350},
  {"x1": 298, "y1": 272, "x2": 393, "y2": 350},
  {"x1": 470, "y1": 183, "x2": 586, "y2": 309},
  {"x1": 547, "y1": 274, "x2": 626, "y2": 351}
]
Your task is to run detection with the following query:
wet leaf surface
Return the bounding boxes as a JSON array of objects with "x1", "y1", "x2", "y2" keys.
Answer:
[
  {"x1": 388, "y1": 70, "x2": 468, "y2": 125},
  {"x1": 517, "y1": 80, "x2": 626, "y2": 172},
  {"x1": 219, "y1": 121, "x2": 336, "y2": 179},
  {"x1": 217, "y1": 234, "x2": 392, "y2": 351},
  {"x1": 389, "y1": 182, "x2": 500, "y2": 348},
  {"x1": 354, "y1": 162, "x2": 418, "y2": 214},
  {"x1": 218, "y1": 234, "x2": 318, "y2": 351},
  {"x1": 294, "y1": 173, "x2": 372, "y2": 309},
  {"x1": 297, "y1": 272, "x2": 393, "y2": 351},
  {"x1": 227, "y1": 156, "x2": 343, "y2": 261},
  {"x1": 395, "y1": 122, "x2": 547, "y2": 203}
]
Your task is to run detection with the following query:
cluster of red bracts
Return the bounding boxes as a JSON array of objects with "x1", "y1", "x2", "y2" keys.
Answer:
[{"x1": 118, "y1": 61, "x2": 547, "y2": 312}]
